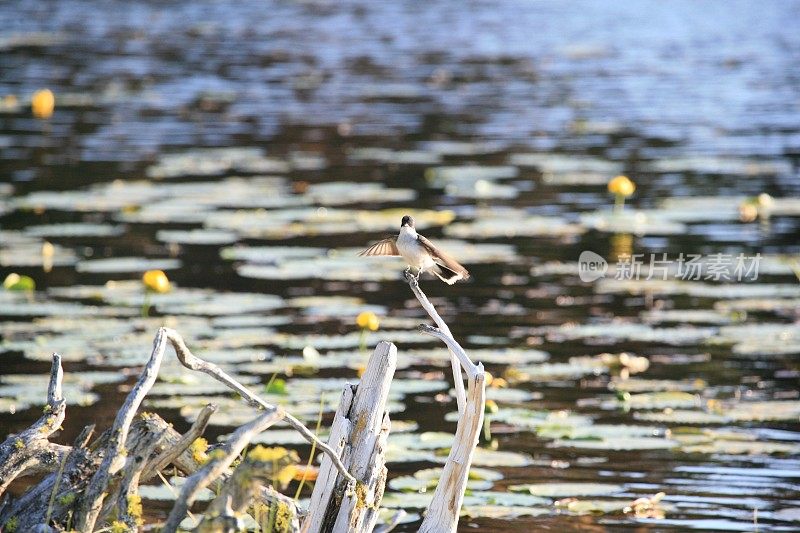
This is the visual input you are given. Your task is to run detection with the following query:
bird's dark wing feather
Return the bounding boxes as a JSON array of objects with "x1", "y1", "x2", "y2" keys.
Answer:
[
  {"x1": 358, "y1": 238, "x2": 400, "y2": 257},
  {"x1": 417, "y1": 234, "x2": 470, "y2": 279}
]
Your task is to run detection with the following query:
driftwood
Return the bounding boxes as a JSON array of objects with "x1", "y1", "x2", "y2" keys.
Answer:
[
  {"x1": 0, "y1": 273, "x2": 484, "y2": 533},
  {"x1": 0, "y1": 353, "x2": 66, "y2": 495},
  {"x1": 302, "y1": 341, "x2": 396, "y2": 533},
  {"x1": 404, "y1": 272, "x2": 486, "y2": 533}
]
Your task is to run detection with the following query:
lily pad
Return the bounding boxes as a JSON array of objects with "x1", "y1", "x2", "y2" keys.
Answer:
[
  {"x1": 460, "y1": 505, "x2": 550, "y2": 519},
  {"x1": 156, "y1": 229, "x2": 239, "y2": 245},
  {"x1": 24, "y1": 223, "x2": 125, "y2": 238},
  {"x1": 509, "y1": 482, "x2": 624, "y2": 498},
  {"x1": 76, "y1": 257, "x2": 181, "y2": 273}
]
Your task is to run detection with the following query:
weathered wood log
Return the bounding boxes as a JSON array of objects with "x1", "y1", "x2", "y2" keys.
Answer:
[
  {"x1": 302, "y1": 386, "x2": 354, "y2": 532},
  {"x1": 302, "y1": 341, "x2": 397, "y2": 533},
  {"x1": 74, "y1": 328, "x2": 169, "y2": 532},
  {"x1": 0, "y1": 353, "x2": 65, "y2": 494},
  {"x1": 0, "y1": 423, "x2": 98, "y2": 529},
  {"x1": 0, "y1": 330, "x2": 308, "y2": 533}
]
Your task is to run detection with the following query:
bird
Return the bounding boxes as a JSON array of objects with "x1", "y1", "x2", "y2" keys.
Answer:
[{"x1": 358, "y1": 215, "x2": 470, "y2": 284}]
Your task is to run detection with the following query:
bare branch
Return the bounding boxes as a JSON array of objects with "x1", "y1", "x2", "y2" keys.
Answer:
[
  {"x1": 419, "y1": 369, "x2": 485, "y2": 533},
  {"x1": 162, "y1": 327, "x2": 355, "y2": 485},
  {"x1": 404, "y1": 271, "x2": 466, "y2": 413},
  {"x1": 0, "y1": 353, "x2": 66, "y2": 495},
  {"x1": 141, "y1": 403, "x2": 217, "y2": 481},
  {"x1": 417, "y1": 324, "x2": 479, "y2": 377},
  {"x1": 74, "y1": 328, "x2": 168, "y2": 532},
  {"x1": 404, "y1": 274, "x2": 486, "y2": 533}
]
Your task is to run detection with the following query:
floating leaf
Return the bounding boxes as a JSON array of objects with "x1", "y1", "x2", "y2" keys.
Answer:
[
  {"x1": 460, "y1": 505, "x2": 550, "y2": 519},
  {"x1": 509, "y1": 482, "x2": 624, "y2": 498},
  {"x1": 77, "y1": 257, "x2": 181, "y2": 274}
]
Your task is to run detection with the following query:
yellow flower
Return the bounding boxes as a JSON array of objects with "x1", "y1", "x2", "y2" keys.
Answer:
[
  {"x1": 484, "y1": 399, "x2": 499, "y2": 414},
  {"x1": 3, "y1": 273, "x2": 35, "y2": 291},
  {"x1": 356, "y1": 311, "x2": 379, "y2": 332},
  {"x1": 738, "y1": 202, "x2": 758, "y2": 222},
  {"x1": 247, "y1": 445, "x2": 290, "y2": 462},
  {"x1": 2, "y1": 94, "x2": 18, "y2": 110},
  {"x1": 608, "y1": 175, "x2": 636, "y2": 197},
  {"x1": 142, "y1": 270, "x2": 171, "y2": 293},
  {"x1": 31, "y1": 89, "x2": 55, "y2": 119},
  {"x1": 275, "y1": 465, "x2": 298, "y2": 488},
  {"x1": 292, "y1": 464, "x2": 319, "y2": 481}
]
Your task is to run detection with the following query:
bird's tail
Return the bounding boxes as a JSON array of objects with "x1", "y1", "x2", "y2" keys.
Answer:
[{"x1": 432, "y1": 263, "x2": 465, "y2": 285}]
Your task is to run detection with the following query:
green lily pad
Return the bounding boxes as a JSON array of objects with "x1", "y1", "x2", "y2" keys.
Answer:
[
  {"x1": 634, "y1": 410, "x2": 729, "y2": 425},
  {"x1": 773, "y1": 508, "x2": 800, "y2": 522},
  {"x1": 725, "y1": 401, "x2": 800, "y2": 422},
  {"x1": 460, "y1": 505, "x2": 550, "y2": 519},
  {"x1": 509, "y1": 482, "x2": 624, "y2": 498},
  {"x1": 460, "y1": 447, "x2": 533, "y2": 468},
  {"x1": 389, "y1": 467, "x2": 496, "y2": 492},
  {"x1": 146, "y1": 147, "x2": 289, "y2": 179},
  {"x1": 24, "y1": 223, "x2": 125, "y2": 238},
  {"x1": 552, "y1": 436, "x2": 678, "y2": 451},
  {"x1": 555, "y1": 498, "x2": 629, "y2": 515},
  {"x1": 614, "y1": 391, "x2": 701, "y2": 410},
  {"x1": 156, "y1": 229, "x2": 239, "y2": 245},
  {"x1": 444, "y1": 211, "x2": 584, "y2": 239},
  {"x1": 76, "y1": 257, "x2": 182, "y2": 273}
]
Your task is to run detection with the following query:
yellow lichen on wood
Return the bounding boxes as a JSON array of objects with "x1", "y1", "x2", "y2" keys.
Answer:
[
  {"x1": 274, "y1": 499, "x2": 294, "y2": 532},
  {"x1": 353, "y1": 412, "x2": 368, "y2": 438},
  {"x1": 109, "y1": 520, "x2": 130, "y2": 533},
  {"x1": 57, "y1": 492, "x2": 76, "y2": 506},
  {"x1": 353, "y1": 481, "x2": 375, "y2": 511},
  {"x1": 127, "y1": 494, "x2": 143, "y2": 527},
  {"x1": 189, "y1": 437, "x2": 209, "y2": 463},
  {"x1": 205, "y1": 448, "x2": 227, "y2": 463},
  {"x1": 4, "y1": 516, "x2": 19, "y2": 532}
]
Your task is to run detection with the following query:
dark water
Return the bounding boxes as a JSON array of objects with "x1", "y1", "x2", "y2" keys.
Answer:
[{"x1": 2, "y1": 0, "x2": 800, "y2": 531}]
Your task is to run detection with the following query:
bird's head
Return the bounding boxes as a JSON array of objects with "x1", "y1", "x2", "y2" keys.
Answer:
[{"x1": 401, "y1": 215, "x2": 415, "y2": 229}]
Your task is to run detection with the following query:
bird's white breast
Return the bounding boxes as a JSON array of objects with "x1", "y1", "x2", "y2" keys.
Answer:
[{"x1": 396, "y1": 227, "x2": 434, "y2": 269}]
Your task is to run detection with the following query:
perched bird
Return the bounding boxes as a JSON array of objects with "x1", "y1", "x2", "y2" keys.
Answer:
[{"x1": 359, "y1": 215, "x2": 470, "y2": 284}]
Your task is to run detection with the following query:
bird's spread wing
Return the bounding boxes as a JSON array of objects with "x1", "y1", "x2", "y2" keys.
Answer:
[
  {"x1": 417, "y1": 234, "x2": 470, "y2": 279},
  {"x1": 358, "y1": 238, "x2": 400, "y2": 257}
]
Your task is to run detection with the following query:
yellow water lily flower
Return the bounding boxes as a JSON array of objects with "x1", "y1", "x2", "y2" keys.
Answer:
[
  {"x1": 356, "y1": 311, "x2": 380, "y2": 332},
  {"x1": 3, "y1": 273, "x2": 35, "y2": 291},
  {"x1": 608, "y1": 175, "x2": 636, "y2": 197},
  {"x1": 142, "y1": 270, "x2": 171, "y2": 293},
  {"x1": 31, "y1": 89, "x2": 55, "y2": 119},
  {"x1": 739, "y1": 193, "x2": 774, "y2": 223},
  {"x1": 247, "y1": 445, "x2": 290, "y2": 462}
]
